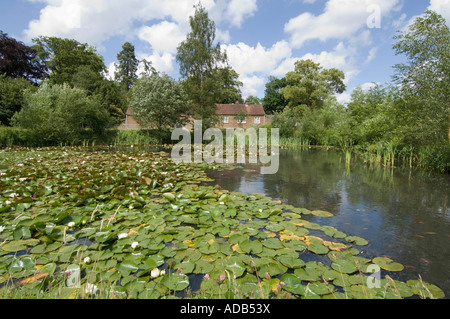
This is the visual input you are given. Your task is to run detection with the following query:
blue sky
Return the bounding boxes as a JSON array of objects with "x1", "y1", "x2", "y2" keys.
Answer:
[{"x1": 1, "y1": 0, "x2": 449, "y2": 103}]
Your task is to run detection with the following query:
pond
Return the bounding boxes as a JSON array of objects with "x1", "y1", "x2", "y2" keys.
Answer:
[{"x1": 206, "y1": 149, "x2": 450, "y2": 297}]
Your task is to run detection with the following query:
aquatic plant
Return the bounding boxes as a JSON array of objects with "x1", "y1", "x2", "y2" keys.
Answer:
[{"x1": 0, "y1": 147, "x2": 445, "y2": 299}]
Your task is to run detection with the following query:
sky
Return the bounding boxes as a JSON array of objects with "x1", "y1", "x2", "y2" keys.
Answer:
[{"x1": 1, "y1": 0, "x2": 449, "y2": 103}]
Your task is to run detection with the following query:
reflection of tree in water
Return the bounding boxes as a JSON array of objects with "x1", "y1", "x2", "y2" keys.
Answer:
[{"x1": 261, "y1": 150, "x2": 346, "y2": 212}]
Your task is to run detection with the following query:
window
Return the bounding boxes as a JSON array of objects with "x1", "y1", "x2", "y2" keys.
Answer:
[
  {"x1": 237, "y1": 117, "x2": 247, "y2": 124},
  {"x1": 223, "y1": 116, "x2": 229, "y2": 124},
  {"x1": 254, "y1": 117, "x2": 261, "y2": 124}
]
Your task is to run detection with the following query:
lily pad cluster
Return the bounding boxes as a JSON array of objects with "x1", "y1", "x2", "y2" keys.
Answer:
[{"x1": 0, "y1": 147, "x2": 445, "y2": 299}]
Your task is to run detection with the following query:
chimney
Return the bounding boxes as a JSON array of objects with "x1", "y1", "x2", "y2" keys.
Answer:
[{"x1": 245, "y1": 98, "x2": 249, "y2": 107}]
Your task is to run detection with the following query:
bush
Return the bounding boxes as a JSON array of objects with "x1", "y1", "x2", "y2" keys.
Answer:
[
  {"x1": 12, "y1": 82, "x2": 111, "y2": 146},
  {"x1": 0, "y1": 75, "x2": 37, "y2": 126},
  {"x1": 418, "y1": 142, "x2": 450, "y2": 174},
  {"x1": 0, "y1": 127, "x2": 26, "y2": 147}
]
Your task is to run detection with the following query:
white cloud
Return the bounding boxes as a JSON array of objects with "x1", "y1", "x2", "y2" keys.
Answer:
[
  {"x1": 225, "y1": 0, "x2": 258, "y2": 27},
  {"x1": 284, "y1": 0, "x2": 400, "y2": 48},
  {"x1": 138, "y1": 21, "x2": 185, "y2": 54},
  {"x1": 221, "y1": 41, "x2": 292, "y2": 97},
  {"x1": 240, "y1": 75, "x2": 266, "y2": 98},
  {"x1": 23, "y1": 0, "x2": 211, "y2": 44},
  {"x1": 300, "y1": 42, "x2": 360, "y2": 84},
  {"x1": 222, "y1": 41, "x2": 292, "y2": 76},
  {"x1": 137, "y1": 52, "x2": 175, "y2": 75}
]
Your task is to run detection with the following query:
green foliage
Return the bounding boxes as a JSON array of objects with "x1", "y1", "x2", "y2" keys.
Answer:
[
  {"x1": 176, "y1": 4, "x2": 241, "y2": 127},
  {"x1": 12, "y1": 82, "x2": 111, "y2": 146},
  {"x1": 392, "y1": 10, "x2": 450, "y2": 145},
  {"x1": 0, "y1": 31, "x2": 47, "y2": 83},
  {"x1": 33, "y1": 36, "x2": 106, "y2": 86},
  {"x1": 115, "y1": 42, "x2": 139, "y2": 91},
  {"x1": 130, "y1": 73, "x2": 190, "y2": 141},
  {"x1": 0, "y1": 127, "x2": 26, "y2": 147},
  {"x1": 262, "y1": 76, "x2": 287, "y2": 114},
  {"x1": 281, "y1": 59, "x2": 346, "y2": 110},
  {"x1": 0, "y1": 75, "x2": 37, "y2": 126},
  {"x1": 266, "y1": 10, "x2": 450, "y2": 173}
]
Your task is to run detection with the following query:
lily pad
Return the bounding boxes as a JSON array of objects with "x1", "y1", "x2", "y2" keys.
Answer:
[
  {"x1": 161, "y1": 273, "x2": 190, "y2": 291},
  {"x1": 331, "y1": 258, "x2": 359, "y2": 274},
  {"x1": 239, "y1": 239, "x2": 263, "y2": 255},
  {"x1": 345, "y1": 236, "x2": 369, "y2": 246},
  {"x1": 373, "y1": 257, "x2": 404, "y2": 272},
  {"x1": 311, "y1": 210, "x2": 334, "y2": 218},
  {"x1": 407, "y1": 279, "x2": 445, "y2": 299}
]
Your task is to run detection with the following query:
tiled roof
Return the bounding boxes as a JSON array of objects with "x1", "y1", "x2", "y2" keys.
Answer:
[
  {"x1": 216, "y1": 104, "x2": 266, "y2": 116},
  {"x1": 126, "y1": 104, "x2": 266, "y2": 117}
]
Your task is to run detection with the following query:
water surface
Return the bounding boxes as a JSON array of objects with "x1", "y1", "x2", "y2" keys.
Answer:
[{"x1": 206, "y1": 149, "x2": 450, "y2": 297}]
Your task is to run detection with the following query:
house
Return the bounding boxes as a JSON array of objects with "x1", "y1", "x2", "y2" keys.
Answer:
[
  {"x1": 118, "y1": 108, "x2": 140, "y2": 130},
  {"x1": 119, "y1": 100, "x2": 270, "y2": 130},
  {"x1": 216, "y1": 101, "x2": 270, "y2": 129}
]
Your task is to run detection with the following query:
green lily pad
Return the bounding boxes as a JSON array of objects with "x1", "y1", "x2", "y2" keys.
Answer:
[
  {"x1": 373, "y1": 257, "x2": 404, "y2": 272},
  {"x1": 161, "y1": 273, "x2": 190, "y2": 291},
  {"x1": 311, "y1": 210, "x2": 334, "y2": 218},
  {"x1": 407, "y1": 279, "x2": 445, "y2": 299},
  {"x1": 345, "y1": 236, "x2": 369, "y2": 246},
  {"x1": 281, "y1": 273, "x2": 307, "y2": 295},
  {"x1": 331, "y1": 258, "x2": 359, "y2": 274},
  {"x1": 240, "y1": 239, "x2": 263, "y2": 255},
  {"x1": 277, "y1": 256, "x2": 306, "y2": 269},
  {"x1": 1, "y1": 239, "x2": 39, "y2": 252},
  {"x1": 225, "y1": 258, "x2": 246, "y2": 278}
]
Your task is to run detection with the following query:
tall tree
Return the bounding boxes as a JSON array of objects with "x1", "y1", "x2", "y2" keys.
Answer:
[
  {"x1": 176, "y1": 4, "x2": 241, "y2": 128},
  {"x1": 115, "y1": 42, "x2": 139, "y2": 91},
  {"x1": 130, "y1": 73, "x2": 190, "y2": 142},
  {"x1": 392, "y1": 10, "x2": 450, "y2": 143},
  {"x1": 33, "y1": 36, "x2": 106, "y2": 86},
  {"x1": 281, "y1": 59, "x2": 346, "y2": 110},
  {"x1": 262, "y1": 76, "x2": 287, "y2": 114},
  {"x1": 0, "y1": 31, "x2": 47, "y2": 83}
]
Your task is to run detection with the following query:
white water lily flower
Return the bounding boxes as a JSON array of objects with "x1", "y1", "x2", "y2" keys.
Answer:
[
  {"x1": 5, "y1": 200, "x2": 11, "y2": 205},
  {"x1": 160, "y1": 270, "x2": 166, "y2": 276},
  {"x1": 84, "y1": 257, "x2": 91, "y2": 264},
  {"x1": 150, "y1": 268, "x2": 160, "y2": 278},
  {"x1": 131, "y1": 241, "x2": 139, "y2": 249},
  {"x1": 68, "y1": 222, "x2": 75, "y2": 228},
  {"x1": 9, "y1": 193, "x2": 18, "y2": 198},
  {"x1": 18, "y1": 178, "x2": 27, "y2": 182},
  {"x1": 0, "y1": 225, "x2": 5, "y2": 233},
  {"x1": 85, "y1": 283, "x2": 98, "y2": 295},
  {"x1": 117, "y1": 233, "x2": 128, "y2": 239}
]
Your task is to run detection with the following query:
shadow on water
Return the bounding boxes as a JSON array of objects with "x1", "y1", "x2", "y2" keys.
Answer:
[{"x1": 206, "y1": 149, "x2": 450, "y2": 297}]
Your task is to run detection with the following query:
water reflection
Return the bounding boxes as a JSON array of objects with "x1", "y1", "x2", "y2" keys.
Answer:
[{"x1": 207, "y1": 149, "x2": 450, "y2": 297}]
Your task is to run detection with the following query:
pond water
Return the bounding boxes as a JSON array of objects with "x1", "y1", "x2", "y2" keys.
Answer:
[{"x1": 206, "y1": 149, "x2": 450, "y2": 297}]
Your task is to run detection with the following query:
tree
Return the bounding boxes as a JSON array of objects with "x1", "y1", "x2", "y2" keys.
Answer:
[
  {"x1": 130, "y1": 73, "x2": 190, "y2": 141},
  {"x1": 281, "y1": 59, "x2": 346, "y2": 110},
  {"x1": 176, "y1": 4, "x2": 241, "y2": 127},
  {"x1": 0, "y1": 75, "x2": 37, "y2": 126},
  {"x1": 347, "y1": 84, "x2": 395, "y2": 145},
  {"x1": 33, "y1": 36, "x2": 106, "y2": 86},
  {"x1": 0, "y1": 31, "x2": 47, "y2": 83},
  {"x1": 392, "y1": 10, "x2": 450, "y2": 143},
  {"x1": 115, "y1": 42, "x2": 139, "y2": 91},
  {"x1": 262, "y1": 76, "x2": 287, "y2": 114},
  {"x1": 12, "y1": 82, "x2": 111, "y2": 145}
]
